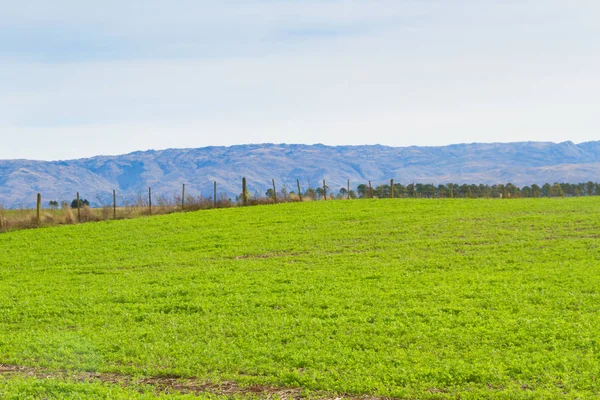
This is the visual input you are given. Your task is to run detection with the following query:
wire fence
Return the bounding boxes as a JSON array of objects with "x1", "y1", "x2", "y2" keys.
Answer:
[{"x1": 1, "y1": 178, "x2": 599, "y2": 233}]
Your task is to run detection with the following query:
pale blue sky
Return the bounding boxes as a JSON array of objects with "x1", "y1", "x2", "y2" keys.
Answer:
[{"x1": 1, "y1": 1, "x2": 599, "y2": 160}]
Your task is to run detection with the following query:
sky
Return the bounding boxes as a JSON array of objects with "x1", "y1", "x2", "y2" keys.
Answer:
[{"x1": 1, "y1": 0, "x2": 599, "y2": 161}]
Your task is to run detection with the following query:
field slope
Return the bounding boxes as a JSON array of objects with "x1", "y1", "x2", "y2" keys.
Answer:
[{"x1": 1, "y1": 199, "x2": 599, "y2": 399}]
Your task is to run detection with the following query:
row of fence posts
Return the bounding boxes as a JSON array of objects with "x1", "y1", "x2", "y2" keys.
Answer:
[
  {"x1": 32, "y1": 180, "x2": 225, "y2": 227},
  {"x1": 239, "y1": 177, "x2": 398, "y2": 204},
  {"x1": 30, "y1": 178, "x2": 400, "y2": 227}
]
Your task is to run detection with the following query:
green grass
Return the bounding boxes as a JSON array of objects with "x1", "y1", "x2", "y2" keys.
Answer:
[
  {"x1": 0, "y1": 376, "x2": 226, "y2": 400},
  {"x1": 1, "y1": 198, "x2": 600, "y2": 399}
]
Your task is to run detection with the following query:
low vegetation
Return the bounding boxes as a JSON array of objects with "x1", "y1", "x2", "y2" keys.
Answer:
[
  {"x1": 2, "y1": 180, "x2": 599, "y2": 234},
  {"x1": 1, "y1": 198, "x2": 599, "y2": 398},
  {"x1": 0, "y1": 195, "x2": 233, "y2": 233}
]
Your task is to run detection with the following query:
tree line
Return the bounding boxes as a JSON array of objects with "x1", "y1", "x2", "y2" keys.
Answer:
[
  {"x1": 43, "y1": 180, "x2": 600, "y2": 211},
  {"x1": 263, "y1": 181, "x2": 600, "y2": 200}
]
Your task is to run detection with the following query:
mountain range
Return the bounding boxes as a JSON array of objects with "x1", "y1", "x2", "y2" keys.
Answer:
[{"x1": 1, "y1": 141, "x2": 600, "y2": 208}]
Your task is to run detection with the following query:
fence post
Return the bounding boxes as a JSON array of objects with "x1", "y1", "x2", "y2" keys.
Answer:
[
  {"x1": 272, "y1": 179, "x2": 277, "y2": 203},
  {"x1": 77, "y1": 192, "x2": 81, "y2": 222},
  {"x1": 181, "y1": 184, "x2": 185, "y2": 211},
  {"x1": 391, "y1": 179, "x2": 394, "y2": 199},
  {"x1": 369, "y1": 181, "x2": 373, "y2": 198},
  {"x1": 323, "y1": 180, "x2": 327, "y2": 200},
  {"x1": 347, "y1": 179, "x2": 350, "y2": 200},
  {"x1": 149, "y1": 187, "x2": 152, "y2": 215},
  {"x1": 36, "y1": 193, "x2": 41, "y2": 227},
  {"x1": 214, "y1": 181, "x2": 217, "y2": 208},
  {"x1": 297, "y1": 179, "x2": 302, "y2": 202},
  {"x1": 113, "y1": 190, "x2": 116, "y2": 219},
  {"x1": 242, "y1": 177, "x2": 247, "y2": 206}
]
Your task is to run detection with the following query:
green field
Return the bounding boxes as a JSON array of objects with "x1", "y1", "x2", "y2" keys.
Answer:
[{"x1": 1, "y1": 199, "x2": 599, "y2": 399}]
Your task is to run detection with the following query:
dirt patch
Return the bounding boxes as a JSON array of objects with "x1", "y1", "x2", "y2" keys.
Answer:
[
  {"x1": 234, "y1": 252, "x2": 305, "y2": 260},
  {"x1": 233, "y1": 249, "x2": 367, "y2": 261},
  {"x1": 0, "y1": 364, "x2": 300, "y2": 397},
  {"x1": 0, "y1": 364, "x2": 397, "y2": 399},
  {"x1": 137, "y1": 377, "x2": 304, "y2": 398}
]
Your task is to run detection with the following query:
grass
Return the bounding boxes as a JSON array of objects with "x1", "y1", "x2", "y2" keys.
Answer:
[
  {"x1": 0, "y1": 195, "x2": 236, "y2": 232},
  {"x1": 1, "y1": 198, "x2": 599, "y2": 399},
  {"x1": 0, "y1": 376, "x2": 222, "y2": 400}
]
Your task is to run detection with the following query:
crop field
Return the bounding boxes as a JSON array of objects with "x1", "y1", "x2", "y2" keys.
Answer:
[{"x1": 1, "y1": 198, "x2": 599, "y2": 399}]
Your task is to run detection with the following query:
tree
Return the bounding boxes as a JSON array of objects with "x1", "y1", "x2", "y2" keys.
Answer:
[
  {"x1": 356, "y1": 184, "x2": 369, "y2": 199},
  {"x1": 394, "y1": 183, "x2": 407, "y2": 197},
  {"x1": 586, "y1": 181, "x2": 595, "y2": 196},
  {"x1": 490, "y1": 184, "x2": 503, "y2": 198},
  {"x1": 457, "y1": 184, "x2": 470, "y2": 198},
  {"x1": 315, "y1": 187, "x2": 324, "y2": 199},
  {"x1": 71, "y1": 199, "x2": 90, "y2": 209},
  {"x1": 541, "y1": 183, "x2": 552, "y2": 197},
  {"x1": 304, "y1": 188, "x2": 317, "y2": 200},
  {"x1": 447, "y1": 183, "x2": 454, "y2": 198},
  {"x1": 429, "y1": 184, "x2": 438, "y2": 198},
  {"x1": 265, "y1": 189, "x2": 275, "y2": 200},
  {"x1": 415, "y1": 183, "x2": 428, "y2": 198},
  {"x1": 374, "y1": 184, "x2": 390, "y2": 198},
  {"x1": 437, "y1": 184, "x2": 448, "y2": 198},
  {"x1": 505, "y1": 183, "x2": 519, "y2": 198},
  {"x1": 407, "y1": 183, "x2": 416, "y2": 198},
  {"x1": 499, "y1": 184, "x2": 506, "y2": 198},
  {"x1": 550, "y1": 183, "x2": 564, "y2": 197},
  {"x1": 48, "y1": 200, "x2": 59, "y2": 210}
]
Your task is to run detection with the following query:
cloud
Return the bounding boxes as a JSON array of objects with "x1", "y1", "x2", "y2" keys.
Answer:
[
  {"x1": 1, "y1": 1, "x2": 600, "y2": 160},
  {"x1": 0, "y1": 1, "x2": 424, "y2": 62}
]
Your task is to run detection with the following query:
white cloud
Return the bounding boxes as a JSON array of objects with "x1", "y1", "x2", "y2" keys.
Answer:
[{"x1": 1, "y1": 0, "x2": 599, "y2": 160}]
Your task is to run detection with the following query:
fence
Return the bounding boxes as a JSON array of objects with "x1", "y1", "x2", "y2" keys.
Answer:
[{"x1": 1, "y1": 178, "x2": 599, "y2": 233}]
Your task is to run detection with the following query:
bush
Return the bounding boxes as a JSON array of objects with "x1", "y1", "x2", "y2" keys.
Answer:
[{"x1": 71, "y1": 199, "x2": 90, "y2": 209}]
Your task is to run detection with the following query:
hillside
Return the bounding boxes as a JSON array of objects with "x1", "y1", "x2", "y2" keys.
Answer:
[
  {"x1": 1, "y1": 199, "x2": 599, "y2": 398},
  {"x1": 2, "y1": 141, "x2": 600, "y2": 208}
]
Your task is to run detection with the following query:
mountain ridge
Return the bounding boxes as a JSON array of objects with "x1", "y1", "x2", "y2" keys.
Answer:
[{"x1": 1, "y1": 141, "x2": 600, "y2": 208}]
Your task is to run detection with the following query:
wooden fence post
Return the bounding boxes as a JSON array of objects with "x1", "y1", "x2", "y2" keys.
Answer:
[
  {"x1": 181, "y1": 184, "x2": 185, "y2": 211},
  {"x1": 77, "y1": 192, "x2": 81, "y2": 222},
  {"x1": 113, "y1": 190, "x2": 116, "y2": 219},
  {"x1": 149, "y1": 187, "x2": 152, "y2": 215},
  {"x1": 297, "y1": 179, "x2": 302, "y2": 202},
  {"x1": 323, "y1": 180, "x2": 327, "y2": 200},
  {"x1": 242, "y1": 177, "x2": 247, "y2": 206},
  {"x1": 214, "y1": 181, "x2": 217, "y2": 208},
  {"x1": 369, "y1": 181, "x2": 373, "y2": 198},
  {"x1": 347, "y1": 179, "x2": 350, "y2": 200},
  {"x1": 272, "y1": 179, "x2": 277, "y2": 203},
  {"x1": 391, "y1": 179, "x2": 394, "y2": 199},
  {"x1": 36, "y1": 193, "x2": 41, "y2": 227}
]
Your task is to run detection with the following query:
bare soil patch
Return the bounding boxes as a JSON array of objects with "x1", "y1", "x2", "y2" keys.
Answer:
[{"x1": 0, "y1": 364, "x2": 397, "y2": 399}]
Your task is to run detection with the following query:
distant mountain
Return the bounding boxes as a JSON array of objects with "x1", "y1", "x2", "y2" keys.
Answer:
[{"x1": 1, "y1": 141, "x2": 600, "y2": 208}]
